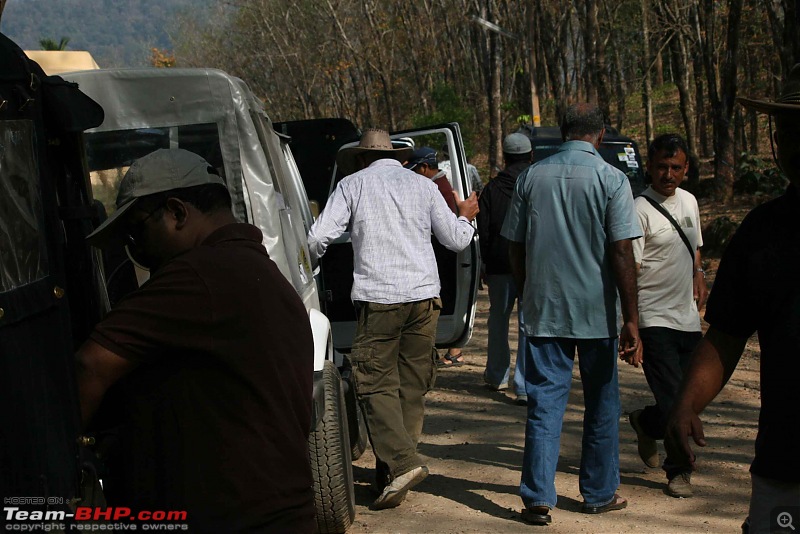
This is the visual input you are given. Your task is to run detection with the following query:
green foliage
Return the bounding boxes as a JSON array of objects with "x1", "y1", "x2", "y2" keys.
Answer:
[
  {"x1": 516, "y1": 114, "x2": 532, "y2": 126},
  {"x1": 412, "y1": 83, "x2": 475, "y2": 156},
  {"x1": 734, "y1": 152, "x2": 788, "y2": 196},
  {"x1": 38, "y1": 36, "x2": 69, "y2": 50},
  {"x1": 702, "y1": 215, "x2": 738, "y2": 257}
]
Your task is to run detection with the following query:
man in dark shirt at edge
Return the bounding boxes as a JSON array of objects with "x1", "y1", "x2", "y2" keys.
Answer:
[
  {"x1": 665, "y1": 64, "x2": 800, "y2": 533},
  {"x1": 76, "y1": 149, "x2": 315, "y2": 533}
]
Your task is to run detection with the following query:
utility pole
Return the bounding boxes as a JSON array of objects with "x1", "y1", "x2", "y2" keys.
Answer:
[
  {"x1": 526, "y1": 7, "x2": 541, "y2": 127},
  {"x1": 471, "y1": 15, "x2": 541, "y2": 127}
]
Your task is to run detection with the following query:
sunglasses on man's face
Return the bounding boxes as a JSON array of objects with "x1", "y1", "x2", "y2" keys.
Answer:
[{"x1": 123, "y1": 205, "x2": 162, "y2": 250}]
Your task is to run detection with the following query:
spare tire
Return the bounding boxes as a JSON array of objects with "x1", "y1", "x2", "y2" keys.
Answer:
[{"x1": 309, "y1": 361, "x2": 355, "y2": 534}]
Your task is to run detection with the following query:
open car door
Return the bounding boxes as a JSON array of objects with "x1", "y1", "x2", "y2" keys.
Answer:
[{"x1": 276, "y1": 120, "x2": 480, "y2": 352}]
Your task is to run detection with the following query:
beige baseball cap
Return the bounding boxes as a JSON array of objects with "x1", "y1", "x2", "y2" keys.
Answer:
[{"x1": 87, "y1": 148, "x2": 226, "y2": 246}]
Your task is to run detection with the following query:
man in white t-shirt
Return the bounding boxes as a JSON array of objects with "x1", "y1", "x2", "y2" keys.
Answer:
[{"x1": 629, "y1": 133, "x2": 708, "y2": 499}]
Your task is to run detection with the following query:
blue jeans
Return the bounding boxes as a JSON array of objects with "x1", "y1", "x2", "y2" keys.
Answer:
[
  {"x1": 484, "y1": 274, "x2": 525, "y2": 395},
  {"x1": 520, "y1": 337, "x2": 621, "y2": 509}
]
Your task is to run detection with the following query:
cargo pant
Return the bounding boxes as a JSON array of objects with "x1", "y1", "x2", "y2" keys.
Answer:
[{"x1": 350, "y1": 298, "x2": 441, "y2": 479}]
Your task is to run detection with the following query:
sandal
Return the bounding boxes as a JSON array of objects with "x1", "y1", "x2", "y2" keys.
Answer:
[
  {"x1": 581, "y1": 494, "x2": 628, "y2": 514},
  {"x1": 436, "y1": 351, "x2": 464, "y2": 368}
]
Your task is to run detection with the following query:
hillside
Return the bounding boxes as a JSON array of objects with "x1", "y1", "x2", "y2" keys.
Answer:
[{"x1": 0, "y1": 0, "x2": 204, "y2": 67}]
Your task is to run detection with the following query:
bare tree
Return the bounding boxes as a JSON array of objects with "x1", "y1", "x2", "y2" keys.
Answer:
[
  {"x1": 697, "y1": 0, "x2": 744, "y2": 203},
  {"x1": 641, "y1": 0, "x2": 655, "y2": 145}
]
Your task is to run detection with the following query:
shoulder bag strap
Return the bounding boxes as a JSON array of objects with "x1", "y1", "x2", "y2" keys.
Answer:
[{"x1": 642, "y1": 195, "x2": 695, "y2": 264}]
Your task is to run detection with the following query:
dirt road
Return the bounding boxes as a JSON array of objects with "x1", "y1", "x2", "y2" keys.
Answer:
[{"x1": 348, "y1": 288, "x2": 760, "y2": 533}]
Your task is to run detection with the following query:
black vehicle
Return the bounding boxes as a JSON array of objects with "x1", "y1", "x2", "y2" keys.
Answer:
[
  {"x1": 1, "y1": 32, "x2": 104, "y2": 510},
  {"x1": 518, "y1": 124, "x2": 646, "y2": 196}
]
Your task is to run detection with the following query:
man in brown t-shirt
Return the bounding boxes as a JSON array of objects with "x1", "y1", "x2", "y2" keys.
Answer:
[{"x1": 77, "y1": 149, "x2": 315, "y2": 533}]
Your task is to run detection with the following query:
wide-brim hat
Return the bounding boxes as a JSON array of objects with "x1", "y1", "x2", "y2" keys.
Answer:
[
  {"x1": 336, "y1": 128, "x2": 413, "y2": 176},
  {"x1": 86, "y1": 148, "x2": 226, "y2": 246},
  {"x1": 738, "y1": 63, "x2": 800, "y2": 115}
]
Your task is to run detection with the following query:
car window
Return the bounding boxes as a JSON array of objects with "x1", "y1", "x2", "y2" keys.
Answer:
[
  {"x1": 84, "y1": 124, "x2": 226, "y2": 216},
  {"x1": 0, "y1": 120, "x2": 49, "y2": 291},
  {"x1": 330, "y1": 131, "x2": 457, "y2": 193}
]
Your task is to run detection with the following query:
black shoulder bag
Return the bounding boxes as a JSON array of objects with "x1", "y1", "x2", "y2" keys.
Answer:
[{"x1": 642, "y1": 195, "x2": 695, "y2": 264}]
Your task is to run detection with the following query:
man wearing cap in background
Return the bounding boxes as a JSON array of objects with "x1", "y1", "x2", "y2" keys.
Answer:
[
  {"x1": 476, "y1": 132, "x2": 532, "y2": 404},
  {"x1": 406, "y1": 146, "x2": 465, "y2": 367},
  {"x1": 406, "y1": 146, "x2": 458, "y2": 214},
  {"x1": 76, "y1": 148, "x2": 315, "y2": 533},
  {"x1": 307, "y1": 129, "x2": 479, "y2": 510},
  {"x1": 666, "y1": 64, "x2": 800, "y2": 533}
]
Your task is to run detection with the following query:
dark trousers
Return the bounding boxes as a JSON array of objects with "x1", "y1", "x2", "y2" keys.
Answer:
[{"x1": 638, "y1": 326, "x2": 702, "y2": 477}]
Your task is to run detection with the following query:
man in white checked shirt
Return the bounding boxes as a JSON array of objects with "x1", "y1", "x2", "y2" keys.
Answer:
[{"x1": 307, "y1": 128, "x2": 479, "y2": 510}]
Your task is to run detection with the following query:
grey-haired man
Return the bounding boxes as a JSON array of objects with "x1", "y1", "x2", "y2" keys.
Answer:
[{"x1": 503, "y1": 104, "x2": 641, "y2": 525}]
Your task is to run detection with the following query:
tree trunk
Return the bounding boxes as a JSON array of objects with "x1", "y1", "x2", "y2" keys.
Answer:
[
  {"x1": 668, "y1": 24, "x2": 697, "y2": 160},
  {"x1": 688, "y1": 2, "x2": 710, "y2": 158},
  {"x1": 489, "y1": 28, "x2": 503, "y2": 172},
  {"x1": 766, "y1": 0, "x2": 800, "y2": 78},
  {"x1": 585, "y1": 0, "x2": 612, "y2": 120},
  {"x1": 744, "y1": 47, "x2": 759, "y2": 153},
  {"x1": 613, "y1": 48, "x2": 626, "y2": 131},
  {"x1": 654, "y1": 49, "x2": 664, "y2": 85},
  {"x1": 641, "y1": 0, "x2": 655, "y2": 145},
  {"x1": 700, "y1": 0, "x2": 744, "y2": 204}
]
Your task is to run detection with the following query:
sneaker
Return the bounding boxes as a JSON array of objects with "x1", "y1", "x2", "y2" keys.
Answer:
[
  {"x1": 515, "y1": 393, "x2": 528, "y2": 406},
  {"x1": 629, "y1": 409, "x2": 659, "y2": 468},
  {"x1": 666, "y1": 472, "x2": 693, "y2": 498},
  {"x1": 370, "y1": 460, "x2": 392, "y2": 495},
  {"x1": 371, "y1": 466, "x2": 429, "y2": 510}
]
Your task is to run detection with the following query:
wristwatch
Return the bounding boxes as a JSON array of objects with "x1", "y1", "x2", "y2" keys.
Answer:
[{"x1": 695, "y1": 268, "x2": 705, "y2": 277}]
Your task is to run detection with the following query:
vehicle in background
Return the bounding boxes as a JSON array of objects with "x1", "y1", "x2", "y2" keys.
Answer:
[
  {"x1": 518, "y1": 124, "x2": 646, "y2": 196},
  {"x1": 24, "y1": 50, "x2": 100, "y2": 75}
]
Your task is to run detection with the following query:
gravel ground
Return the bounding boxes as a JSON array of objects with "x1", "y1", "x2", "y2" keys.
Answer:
[{"x1": 347, "y1": 288, "x2": 760, "y2": 534}]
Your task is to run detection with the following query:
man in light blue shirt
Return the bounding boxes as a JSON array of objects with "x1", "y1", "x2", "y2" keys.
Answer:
[
  {"x1": 308, "y1": 129, "x2": 478, "y2": 511},
  {"x1": 502, "y1": 104, "x2": 642, "y2": 525}
]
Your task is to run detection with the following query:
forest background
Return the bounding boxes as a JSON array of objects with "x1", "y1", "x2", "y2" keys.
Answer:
[{"x1": 1, "y1": 0, "x2": 798, "y2": 203}]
